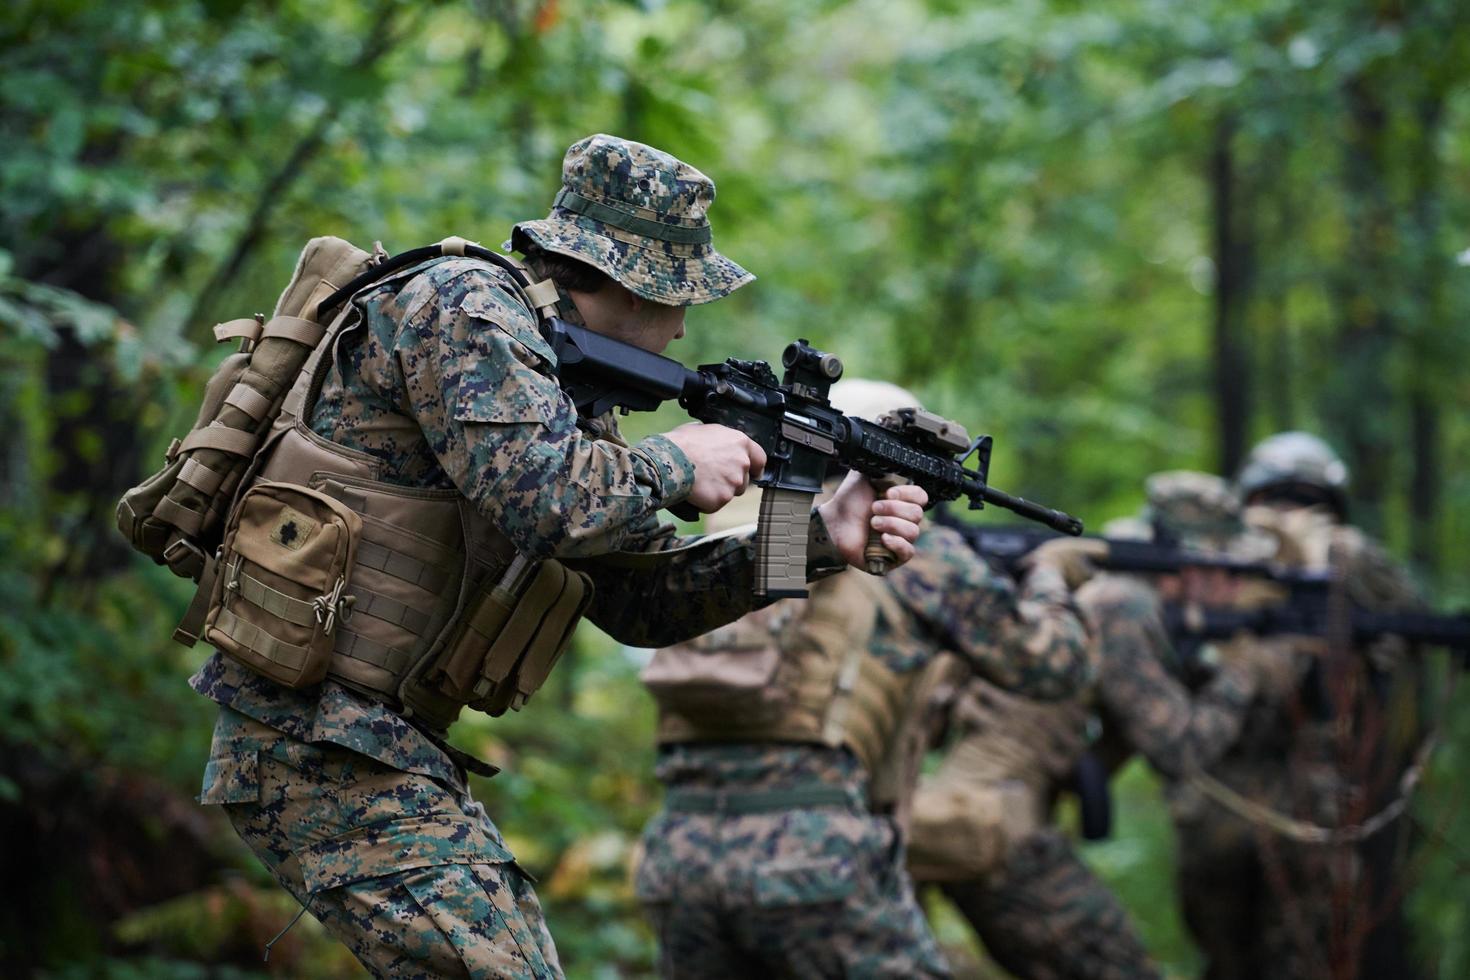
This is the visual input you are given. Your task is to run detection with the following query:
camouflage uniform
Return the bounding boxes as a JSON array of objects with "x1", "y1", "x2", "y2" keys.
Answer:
[
  {"x1": 191, "y1": 136, "x2": 847, "y2": 978},
  {"x1": 910, "y1": 471, "x2": 1279, "y2": 980},
  {"x1": 635, "y1": 518, "x2": 1090, "y2": 980},
  {"x1": 1171, "y1": 434, "x2": 1427, "y2": 980}
]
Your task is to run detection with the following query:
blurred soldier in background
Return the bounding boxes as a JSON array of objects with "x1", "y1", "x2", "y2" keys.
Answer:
[
  {"x1": 1172, "y1": 432, "x2": 1428, "y2": 980},
  {"x1": 907, "y1": 471, "x2": 1294, "y2": 980},
  {"x1": 632, "y1": 380, "x2": 1091, "y2": 980}
]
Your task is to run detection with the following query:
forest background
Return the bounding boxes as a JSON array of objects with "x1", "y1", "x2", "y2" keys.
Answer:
[{"x1": 3, "y1": 0, "x2": 1469, "y2": 976}]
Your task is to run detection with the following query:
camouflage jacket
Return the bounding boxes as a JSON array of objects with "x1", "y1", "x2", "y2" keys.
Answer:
[
  {"x1": 193, "y1": 256, "x2": 843, "y2": 773},
  {"x1": 1081, "y1": 574, "x2": 1258, "y2": 781},
  {"x1": 877, "y1": 524, "x2": 1089, "y2": 700}
]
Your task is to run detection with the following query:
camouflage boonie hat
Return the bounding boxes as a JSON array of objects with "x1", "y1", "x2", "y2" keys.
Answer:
[
  {"x1": 1143, "y1": 470, "x2": 1275, "y2": 560},
  {"x1": 510, "y1": 134, "x2": 754, "y2": 307}
]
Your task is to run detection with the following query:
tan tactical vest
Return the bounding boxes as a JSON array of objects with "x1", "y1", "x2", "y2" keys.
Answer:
[
  {"x1": 201, "y1": 250, "x2": 590, "y2": 731},
  {"x1": 644, "y1": 569, "x2": 956, "y2": 816}
]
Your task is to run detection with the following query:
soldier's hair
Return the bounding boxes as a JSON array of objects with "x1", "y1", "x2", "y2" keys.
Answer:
[{"x1": 523, "y1": 245, "x2": 612, "y2": 294}]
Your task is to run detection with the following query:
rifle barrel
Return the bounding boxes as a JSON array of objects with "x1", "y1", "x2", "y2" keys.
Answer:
[{"x1": 980, "y1": 486, "x2": 1085, "y2": 535}]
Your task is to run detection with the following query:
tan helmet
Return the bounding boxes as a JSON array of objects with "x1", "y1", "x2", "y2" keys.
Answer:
[
  {"x1": 1235, "y1": 431, "x2": 1349, "y2": 517},
  {"x1": 827, "y1": 378, "x2": 923, "y2": 420}
]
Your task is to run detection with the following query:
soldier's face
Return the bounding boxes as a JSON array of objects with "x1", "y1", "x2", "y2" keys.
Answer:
[
  {"x1": 626, "y1": 298, "x2": 687, "y2": 353},
  {"x1": 573, "y1": 282, "x2": 687, "y2": 354}
]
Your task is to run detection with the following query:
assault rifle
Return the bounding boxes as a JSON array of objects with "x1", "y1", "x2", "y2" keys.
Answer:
[
  {"x1": 545, "y1": 318, "x2": 1084, "y2": 598},
  {"x1": 938, "y1": 513, "x2": 1470, "y2": 665}
]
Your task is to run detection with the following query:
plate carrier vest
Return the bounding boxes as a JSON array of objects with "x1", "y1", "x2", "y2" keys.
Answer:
[
  {"x1": 118, "y1": 237, "x2": 591, "y2": 731},
  {"x1": 643, "y1": 568, "x2": 960, "y2": 823}
]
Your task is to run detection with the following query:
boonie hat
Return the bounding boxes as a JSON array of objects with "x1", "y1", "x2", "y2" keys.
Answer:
[
  {"x1": 1144, "y1": 470, "x2": 1276, "y2": 560},
  {"x1": 510, "y1": 134, "x2": 754, "y2": 307}
]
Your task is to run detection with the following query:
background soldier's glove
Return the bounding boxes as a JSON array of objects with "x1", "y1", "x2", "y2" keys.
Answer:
[
  {"x1": 1217, "y1": 639, "x2": 1303, "y2": 705},
  {"x1": 1020, "y1": 537, "x2": 1109, "y2": 591}
]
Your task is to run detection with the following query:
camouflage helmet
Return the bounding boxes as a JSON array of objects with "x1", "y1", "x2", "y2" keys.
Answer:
[
  {"x1": 510, "y1": 134, "x2": 753, "y2": 307},
  {"x1": 827, "y1": 378, "x2": 923, "y2": 420},
  {"x1": 1235, "y1": 431, "x2": 1349, "y2": 516},
  {"x1": 1142, "y1": 470, "x2": 1274, "y2": 560}
]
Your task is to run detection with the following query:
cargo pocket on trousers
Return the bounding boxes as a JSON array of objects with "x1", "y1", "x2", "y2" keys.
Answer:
[
  {"x1": 198, "y1": 750, "x2": 262, "y2": 805},
  {"x1": 296, "y1": 814, "x2": 513, "y2": 894},
  {"x1": 402, "y1": 863, "x2": 549, "y2": 978},
  {"x1": 297, "y1": 814, "x2": 546, "y2": 976},
  {"x1": 752, "y1": 855, "x2": 857, "y2": 907}
]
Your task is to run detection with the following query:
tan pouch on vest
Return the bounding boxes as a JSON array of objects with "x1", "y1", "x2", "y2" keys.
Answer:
[
  {"x1": 906, "y1": 776, "x2": 1041, "y2": 883},
  {"x1": 640, "y1": 606, "x2": 795, "y2": 729},
  {"x1": 205, "y1": 481, "x2": 363, "y2": 689},
  {"x1": 429, "y1": 558, "x2": 593, "y2": 715},
  {"x1": 116, "y1": 236, "x2": 375, "y2": 583}
]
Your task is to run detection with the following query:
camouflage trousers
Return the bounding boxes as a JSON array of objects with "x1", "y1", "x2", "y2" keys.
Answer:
[
  {"x1": 936, "y1": 829, "x2": 1160, "y2": 980},
  {"x1": 636, "y1": 744, "x2": 950, "y2": 980},
  {"x1": 199, "y1": 707, "x2": 560, "y2": 979}
]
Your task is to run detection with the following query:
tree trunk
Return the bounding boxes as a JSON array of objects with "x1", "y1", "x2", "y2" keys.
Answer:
[
  {"x1": 1332, "y1": 77, "x2": 1396, "y2": 539},
  {"x1": 1407, "y1": 95, "x2": 1445, "y2": 577},
  {"x1": 1210, "y1": 114, "x2": 1252, "y2": 477}
]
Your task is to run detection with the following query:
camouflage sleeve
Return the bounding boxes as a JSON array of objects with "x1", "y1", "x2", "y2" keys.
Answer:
[
  {"x1": 567, "y1": 509, "x2": 848, "y2": 647},
  {"x1": 1078, "y1": 574, "x2": 1256, "y2": 780},
  {"x1": 879, "y1": 525, "x2": 1090, "y2": 700},
  {"x1": 392, "y1": 263, "x2": 695, "y2": 560}
]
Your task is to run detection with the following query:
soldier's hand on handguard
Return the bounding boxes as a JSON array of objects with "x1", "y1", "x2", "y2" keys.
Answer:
[
  {"x1": 817, "y1": 471, "x2": 928, "y2": 570},
  {"x1": 1021, "y1": 537, "x2": 1109, "y2": 591},
  {"x1": 665, "y1": 422, "x2": 768, "y2": 512}
]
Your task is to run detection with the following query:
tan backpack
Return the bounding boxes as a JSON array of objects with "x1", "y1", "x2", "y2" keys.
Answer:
[{"x1": 117, "y1": 237, "x2": 378, "y2": 594}]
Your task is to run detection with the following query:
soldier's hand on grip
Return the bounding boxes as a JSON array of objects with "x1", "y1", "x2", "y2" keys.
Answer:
[
  {"x1": 818, "y1": 473, "x2": 927, "y2": 570},
  {"x1": 665, "y1": 422, "x2": 767, "y2": 513}
]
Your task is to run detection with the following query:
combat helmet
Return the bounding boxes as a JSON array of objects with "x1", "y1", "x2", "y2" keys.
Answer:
[
  {"x1": 1235, "y1": 431, "x2": 1349, "y2": 518},
  {"x1": 510, "y1": 134, "x2": 753, "y2": 307},
  {"x1": 827, "y1": 378, "x2": 923, "y2": 420}
]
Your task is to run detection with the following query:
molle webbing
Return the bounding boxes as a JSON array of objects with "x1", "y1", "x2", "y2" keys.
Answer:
[{"x1": 212, "y1": 607, "x2": 313, "y2": 673}]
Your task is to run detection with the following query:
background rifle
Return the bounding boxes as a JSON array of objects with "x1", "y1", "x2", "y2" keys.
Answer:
[
  {"x1": 937, "y1": 511, "x2": 1470, "y2": 664},
  {"x1": 542, "y1": 317, "x2": 1084, "y2": 598}
]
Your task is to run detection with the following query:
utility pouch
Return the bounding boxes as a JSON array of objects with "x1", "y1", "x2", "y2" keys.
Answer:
[
  {"x1": 430, "y1": 558, "x2": 593, "y2": 715},
  {"x1": 205, "y1": 481, "x2": 362, "y2": 689},
  {"x1": 115, "y1": 236, "x2": 376, "y2": 583},
  {"x1": 640, "y1": 609, "x2": 794, "y2": 727},
  {"x1": 116, "y1": 348, "x2": 255, "y2": 576}
]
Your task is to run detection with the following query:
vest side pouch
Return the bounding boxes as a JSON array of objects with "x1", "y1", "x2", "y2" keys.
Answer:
[
  {"x1": 429, "y1": 558, "x2": 594, "y2": 715},
  {"x1": 640, "y1": 606, "x2": 794, "y2": 727},
  {"x1": 205, "y1": 481, "x2": 362, "y2": 689}
]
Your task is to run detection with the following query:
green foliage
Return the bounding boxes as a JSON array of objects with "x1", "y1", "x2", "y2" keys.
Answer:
[{"x1": 2, "y1": 0, "x2": 1468, "y2": 976}]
